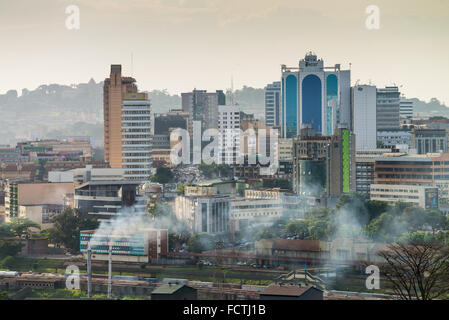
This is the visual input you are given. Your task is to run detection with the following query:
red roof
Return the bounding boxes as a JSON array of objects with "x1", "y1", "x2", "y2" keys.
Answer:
[{"x1": 269, "y1": 239, "x2": 322, "y2": 252}]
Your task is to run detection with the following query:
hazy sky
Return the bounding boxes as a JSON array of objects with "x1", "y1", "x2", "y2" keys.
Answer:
[{"x1": 1, "y1": 0, "x2": 448, "y2": 102}]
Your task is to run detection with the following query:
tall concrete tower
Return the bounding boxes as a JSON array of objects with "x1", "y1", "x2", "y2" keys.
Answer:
[{"x1": 103, "y1": 65, "x2": 137, "y2": 168}]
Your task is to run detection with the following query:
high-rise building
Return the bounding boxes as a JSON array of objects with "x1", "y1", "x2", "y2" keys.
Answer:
[
  {"x1": 292, "y1": 127, "x2": 356, "y2": 198},
  {"x1": 121, "y1": 93, "x2": 152, "y2": 181},
  {"x1": 218, "y1": 105, "x2": 241, "y2": 165},
  {"x1": 265, "y1": 81, "x2": 281, "y2": 127},
  {"x1": 351, "y1": 85, "x2": 377, "y2": 150},
  {"x1": 103, "y1": 65, "x2": 137, "y2": 169},
  {"x1": 281, "y1": 52, "x2": 351, "y2": 138},
  {"x1": 376, "y1": 86, "x2": 400, "y2": 130},
  {"x1": 400, "y1": 96, "x2": 414, "y2": 121},
  {"x1": 154, "y1": 111, "x2": 188, "y2": 136},
  {"x1": 181, "y1": 89, "x2": 225, "y2": 133}
]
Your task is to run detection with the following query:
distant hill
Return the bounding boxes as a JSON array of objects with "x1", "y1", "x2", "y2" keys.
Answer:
[
  {"x1": 411, "y1": 98, "x2": 449, "y2": 117},
  {"x1": 0, "y1": 80, "x2": 446, "y2": 146}
]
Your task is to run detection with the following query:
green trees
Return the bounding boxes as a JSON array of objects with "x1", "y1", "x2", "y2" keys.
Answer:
[
  {"x1": 147, "y1": 201, "x2": 172, "y2": 219},
  {"x1": 0, "y1": 240, "x2": 22, "y2": 258},
  {"x1": 198, "y1": 162, "x2": 233, "y2": 179},
  {"x1": 187, "y1": 233, "x2": 215, "y2": 253},
  {"x1": 366, "y1": 205, "x2": 448, "y2": 243},
  {"x1": 177, "y1": 183, "x2": 186, "y2": 195},
  {"x1": 0, "y1": 223, "x2": 14, "y2": 238},
  {"x1": 8, "y1": 217, "x2": 41, "y2": 238},
  {"x1": 0, "y1": 217, "x2": 41, "y2": 239},
  {"x1": 0, "y1": 256, "x2": 15, "y2": 269},
  {"x1": 150, "y1": 167, "x2": 174, "y2": 184},
  {"x1": 248, "y1": 192, "x2": 448, "y2": 244},
  {"x1": 284, "y1": 220, "x2": 308, "y2": 238},
  {"x1": 48, "y1": 207, "x2": 99, "y2": 254},
  {"x1": 262, "y1": 178, "x2": 291, "y2": 190},
  {"x1": 426, "y1": 209, "x2": 447, "y2": 234}
]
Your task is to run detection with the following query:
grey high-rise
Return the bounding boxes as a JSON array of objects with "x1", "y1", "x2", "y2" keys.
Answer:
[
  {"x1": 265, "y1": 81, "x2": 281, "y2": 127},
  {"x1": 376, "y1": 86, "x2": 400, "y2": 130},
  {"x1": 181, "y1": 89, "x2": 225, "y2": 132}
]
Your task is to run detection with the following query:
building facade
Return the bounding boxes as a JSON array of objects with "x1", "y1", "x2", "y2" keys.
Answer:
[
  {"x1": 376, "y1": 86, "x2": 400, "y2": 130},
  {"x1": 281, "y1": 52, "x2": 351, "y2": 138},
  {"x1": 377, "y1": 129, "x2": 412, "y2": 148},
  {"x1": 103, "y1": 65, "x2": 138, "y2": 169},
  {"x1": 121, "y1": 93, "x2": 152, "y2": 181},
  {"x1": 181, "y1": 90, "x2": 224, "y2": 133},
  {"x1": 74, "y1": 180, "x2": 145, "y2": 221},
  {"x1": 412, "y1": 128, "x2": 448, "y2": 154},
  {"x1": 265, "y1": 81, "x2": 281, "y2": 127},
  {"x1": 292, "y1": 128, "x2": 356, "y2": 198},
  {"x1": 218, "y1": 105, "x2": 241, "y2": 165},
  {"x1": 351, "y1": 85, "x2": 377, "y2": 150},
  {"x1": 355, "y1": 149, "x2": 388, "y2": 196},
  {"x1": 370, "y1": 184, "x2": 439, "y2": 209},
  {"x1": 80, "y1": 228, "x2": 168, "y2": 263},
  {"x1": 400, "y1": 97, "x2": 414, "y2": 121},
  {"x1": 374, "y1": 153, "x2": 449, "y2": 203},
  {"x1": 174, "y1": 195, "x2": 231, "y2": 234}
]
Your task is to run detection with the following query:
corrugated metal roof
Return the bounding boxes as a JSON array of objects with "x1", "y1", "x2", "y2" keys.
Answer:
[
  {"x1": 261, "y1": 284, "x2": 318, "y2": 296},
  {"x1": 151, "y1": 283, "x2": 185, "y2": 294}
]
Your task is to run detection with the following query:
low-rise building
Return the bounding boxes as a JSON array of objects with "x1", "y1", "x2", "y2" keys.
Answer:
[
  {"x1": 74, "y1": 180, "x2": 145, "y2": 221},
  {"x1": 255, "y1": 238, "x2": 386, "y2": 265},
  {"x1": 174, "y1": 195, "x2": 231, "y2": 234},
  {"x1": 230, "y1": 198, "x2": 283, "y2": 230},
  {"x1": 18, "y1": 204, "x2": 64, "y2": 230},
  {"x1": 376, "y1": 129, "x2": 412, "y2": 148},
  {"x1": 374, "y1": 152, "x2": 449, "y2": 203},
  {"x1": 4, "y1": 181, "x2": 73, "y2": 222},
  {"x1": 370, "y1": 184, "x2": 439, "y2": 209},
  {"x1": 150, "y1": 283, "x2": 198, "y2": 300},
  {"x1": 80, "y1": 228, "x2": 168, "y2": 263},
  {"x1": 260, "y1": 284, "x2": 323, "y2": 300}
]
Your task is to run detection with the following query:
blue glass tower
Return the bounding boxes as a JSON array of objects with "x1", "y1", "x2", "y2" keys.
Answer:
[{"x1": 280, "y1": 52, "x2": 351, "y2": 138}]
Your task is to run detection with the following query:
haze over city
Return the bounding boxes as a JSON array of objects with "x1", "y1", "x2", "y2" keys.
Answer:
[
  {"x1": 2, "y1": 0, "x2": 449, "y2": 307},
  {"x1": 1, "y1": 0, "x2": 449, "y2": 103}
]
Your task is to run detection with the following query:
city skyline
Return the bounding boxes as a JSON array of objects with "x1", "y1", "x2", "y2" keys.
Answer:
[{"x1": 1, "y1": 0, "x2": 449, "y2": 104}]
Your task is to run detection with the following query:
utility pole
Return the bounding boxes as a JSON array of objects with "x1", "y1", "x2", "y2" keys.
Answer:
[
  {"x1": 108, "y1": 240, "x2": 112, "y2": 299},
  {"x1": 87, "y1": 242, "x2": 92, "y2": 298}
]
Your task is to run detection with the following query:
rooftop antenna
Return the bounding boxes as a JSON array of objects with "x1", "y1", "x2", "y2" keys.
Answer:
[
  {"x1": 108, "y1": 240, "x2": 112, "y2": 299},
  {"x1": 131, "y1": 52, "x2": 134, "y2": 77},
  {"x1": 349, "y1": 62, "x2": 352, "y2": 71},
  {"x1": 231, "y1": 75, "x2": 234, "y2": 105},
  {"x1": 87, "y1": 242, "x2": 92, "y2": 298}
]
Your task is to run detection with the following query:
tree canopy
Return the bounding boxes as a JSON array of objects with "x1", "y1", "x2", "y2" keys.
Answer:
[
  {"x1": 48, "y1": 207, "x2": 99, "y2": 254},
  {"x1": 150, "y1": 167, "x2": 174, "y2": 184}
]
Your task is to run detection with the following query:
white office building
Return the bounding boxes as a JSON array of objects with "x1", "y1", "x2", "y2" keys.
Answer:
[
  {"x1": 230, "y1": 197, "x2": 283, "y2": 231},
  {"x1": 370, "y1": 184, "x2": 438, "y2": 209},
  {"x1": 121, "y1": 93, "x2": 152, "y2": 182},
  {"x1": 174, "y1": 195, "x2": 231, "y2": 234},
  {"x1": 351, "y1": 85, "x2": 377, "y2": 150},
  {"x1": 218, "y1": 105, "x2": 241, "y2": 165}
]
